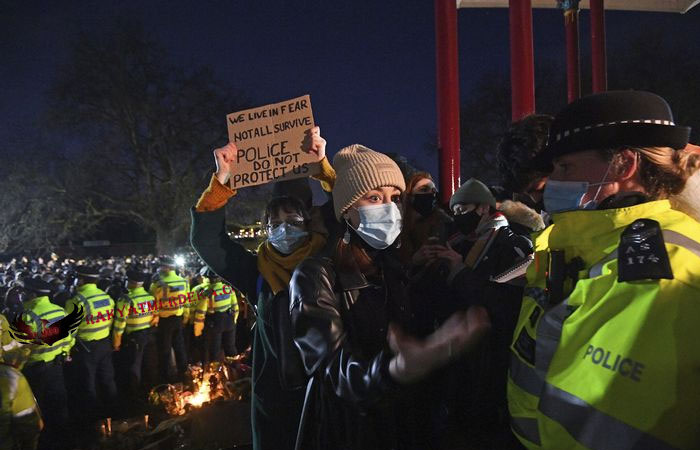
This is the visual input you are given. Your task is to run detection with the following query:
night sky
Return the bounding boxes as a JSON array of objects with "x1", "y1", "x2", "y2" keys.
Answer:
[{"x1": 2, "y1": 1, "x2": 699, "y2": 178}]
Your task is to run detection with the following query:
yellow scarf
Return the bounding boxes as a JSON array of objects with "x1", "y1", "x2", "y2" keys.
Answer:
[{"x1": 256, "y1": 232, "x2": 327, "y2": 294}]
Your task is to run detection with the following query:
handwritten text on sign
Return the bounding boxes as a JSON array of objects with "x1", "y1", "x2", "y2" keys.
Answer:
[{"x1": 226, "y1": 95, "x2": 319, "y2": 189}]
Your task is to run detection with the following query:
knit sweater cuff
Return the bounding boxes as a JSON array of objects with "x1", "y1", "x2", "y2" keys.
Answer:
[
  {"x1": 195, "y1": 174, "x2": 237, "y2": 212},
  {"x1": 311, "y1": 157, "x2": 336, "y2": 193}
]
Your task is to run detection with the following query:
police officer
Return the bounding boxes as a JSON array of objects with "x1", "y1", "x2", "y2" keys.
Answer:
[
  {"x1": 106, "y1": 273, "x2": 128, "y2": 302},
  {"x1": 185, "y1": 267, "x2": 210, "y2": 363},
  {"x1": 149, "y1": 256, "x2": 190, "y2": 382},
  {"x1": 112, "y1": 269, "x2": 158, "y2": 414},
  {"x1": 507, "y1": 91, "x2": 700, "y2": 449},
  {"x1": 1, "y1": 317, "x2": 43, "y2": 450},
  {"x1": 193, "y1": 270, "x2": 238, "y2": 363},
  {"x1": 64, "y1": 265, "x2": 117, "y2": 443},
  {"x1": 17, "y1": 278, "x2": 71, "y2": 450}
]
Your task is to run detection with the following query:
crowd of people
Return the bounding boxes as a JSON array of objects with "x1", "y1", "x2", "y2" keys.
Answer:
[
  {"x1": 0, "y1": 252, "x2": 251, "y2": 449},
  {"x1": 2, "y1": 89, "x2": 700, "y2": 450}
]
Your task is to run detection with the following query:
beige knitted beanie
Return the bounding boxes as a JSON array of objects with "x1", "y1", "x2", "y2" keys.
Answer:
[{"x1": 332, "y1": 144, "x2": 406, "y2": 220}]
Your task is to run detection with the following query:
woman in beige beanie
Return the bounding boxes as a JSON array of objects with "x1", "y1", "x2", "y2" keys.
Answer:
[{"x1": 289, "y1": 144, "x2": 490, "y2": 450}]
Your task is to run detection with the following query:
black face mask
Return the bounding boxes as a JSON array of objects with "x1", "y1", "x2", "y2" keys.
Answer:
[
  {"x1": 454, "y1": 211, "x2": 481, "y2": 235},
  {"x1": 411, "y1": 192, "x2": 438, "y2": 218}
]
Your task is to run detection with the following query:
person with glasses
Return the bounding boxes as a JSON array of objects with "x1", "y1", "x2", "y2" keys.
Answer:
[{"x1": 190, "y1": 127, "x2": 334, "y2": 450}]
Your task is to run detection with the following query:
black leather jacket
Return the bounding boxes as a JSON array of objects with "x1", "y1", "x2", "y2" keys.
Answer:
[{"x1": 290, "y1": 248, "x2": 428, "y2": 450}]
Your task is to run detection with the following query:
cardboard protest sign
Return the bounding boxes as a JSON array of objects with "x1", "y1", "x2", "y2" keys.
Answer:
[{"x1": 226, "y1": 95, "x2": 320, "y2": 189}]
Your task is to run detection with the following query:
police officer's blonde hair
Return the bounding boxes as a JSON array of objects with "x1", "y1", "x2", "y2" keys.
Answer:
[{"x1": 599, "y1": 146, "x2": 700, "y2": 199}]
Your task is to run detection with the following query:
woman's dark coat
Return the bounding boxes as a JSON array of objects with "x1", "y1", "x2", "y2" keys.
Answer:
[{"x1": 190, "y1": 206, "x2": 304, "y2": 450}]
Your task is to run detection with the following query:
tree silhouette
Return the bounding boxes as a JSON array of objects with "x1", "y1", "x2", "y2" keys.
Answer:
[
  {"x1": 458, "y1": 60, "x2": 566, "y2": 185},
  {"x1": 456, "y1": 29, "x2": 700, "y2": 187},
  {"x1": 607, "y1": 30, "x2": 700, "y2": 143},
  {"x1": 47, "y1": 19, "x2": 251, "y2": 254},
  {"x1": 0, "y1": 154, "x2": 91, "y2": 254}
]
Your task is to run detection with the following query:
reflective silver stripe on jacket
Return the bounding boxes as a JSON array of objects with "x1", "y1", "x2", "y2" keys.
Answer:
[
  {"x1": 589, "y1": 250, "x2": 619, "y2": 278},
  {"x1": 31, "y1": 340, "x2": 71, "y2": 354},
  {"x1": 510, "y1": 416, "x2": 541, "y2": 446},
  {"x1": 2, "y1": 366, "x2": 20, "y2": 397},
  {"x1": 39, "y1": 308, "x2": 64, "y2": 318},
  {"x1": 76, "y1": 293, "x2": 92, "y2": 318},
  {"x1": 14, "y1": 405, "x2": 38, "y2": 418},
  {"x1": 663, "y1": 230, "x2": 700, "y2": 258},
  {"x1": 510, "y1": 299, "x2": 570, "y2": 445},
  {"x1": 24, "y1": 309, "x2": 43, "y2": 333},
  {"x1": 80, "y1": 323, "x2": 111, "y2": 333},
  {"x1": 589, "y1": 230, "x2": 700, "y2": 278},
  {"x1": 510, "y1": 353, "x2": 541, "y2": 396},
  {"x1": 538, "y1": 382, "x2": 677, "y2": 450},
  {"x1": 535, "y1": 299, "x2": 570, "y2": 381}
]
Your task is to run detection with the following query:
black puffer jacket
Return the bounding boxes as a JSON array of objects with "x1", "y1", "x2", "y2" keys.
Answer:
[
  {"x1": 443, "y1": 201, "x2": 542, "y2": 449},
  {"x1": 290, "y1": 246, "x2": 432, "y2": 450}
]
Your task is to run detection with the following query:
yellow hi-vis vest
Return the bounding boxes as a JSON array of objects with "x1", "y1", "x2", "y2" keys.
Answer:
[
  {"x1": 187, "y1": 281, "x2": 209, "y2": 325},
  {"x1": 66, "y1": 283, "x2": 114, "y2": 342},
  {"x1": 20, "y1": 296, "x2": 73, "y2": 364},
  {"x1": 150, "y1": 270, "x2": 190, "y2": 319},
  {"x1": 193, "y1": 281, "x2": 239, "y2": 325},
  {"x1": 507, "y1": 200, "x2": 700, "y2": 450},
  {"x1": 0, "y1": 363, "x2": 42, "y2": 449},
  {"x1": 112, "y1": 286, "x2": 155, "y2": 336}
]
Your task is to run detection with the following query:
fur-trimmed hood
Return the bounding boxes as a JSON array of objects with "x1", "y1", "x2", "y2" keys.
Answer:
[
  {"x1": 498, "y1": 199, "x2": 546, "y2": 232},
  {"x1": 670, "y1": 170, "x2": 700, "y2": 223}
]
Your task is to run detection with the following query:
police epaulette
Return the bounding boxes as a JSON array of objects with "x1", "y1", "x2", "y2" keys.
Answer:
[{"x1": 618, "y1": 219, "x2": 673, "y2": 282}]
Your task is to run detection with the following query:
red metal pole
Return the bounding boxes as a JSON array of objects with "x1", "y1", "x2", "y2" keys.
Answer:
[
  {"x1": 561, "y1": 1, "x2": 581, "y2": 102},
  {"x1": 435, "y1": 0, "x2": 460, "y2": 204},
  {"x1": 590, "y1": 0, "x2": 607, "y2": 93},
  {"x1": 509, "y1": 0, "x2": 535, "y2": 122}
]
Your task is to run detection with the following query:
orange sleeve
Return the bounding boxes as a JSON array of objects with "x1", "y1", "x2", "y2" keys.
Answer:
[
  {"x1": 311, "y1": 157, "x2": 336, "y2": 192},
  {"x1": 195, "y1": 174, "x2": 237, "y2": 212}
]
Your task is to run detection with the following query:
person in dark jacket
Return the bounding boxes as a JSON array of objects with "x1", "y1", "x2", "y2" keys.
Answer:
[
  {"x1": 495, "y1": 113, "x2": 554, "y2": 213},
  {"x1": 431, "y1": 178, "x2": 542, "y2": 449},
  {"x1": 290, "y1": 144, "x2": 491, "y2": 450},
  {"x1": 190, "y1": 128, "x2": 334, "y2": 450},
  {"x1": 398, "y1": 171, "x2": 453, "y2": 267}
]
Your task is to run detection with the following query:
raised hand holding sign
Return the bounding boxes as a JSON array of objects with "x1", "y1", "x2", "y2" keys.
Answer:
[{"x1": 225, "y1": 95, "x2": 320, "y2": 189}]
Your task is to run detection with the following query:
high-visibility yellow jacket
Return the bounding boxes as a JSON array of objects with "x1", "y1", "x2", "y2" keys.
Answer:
[
  {"x1": 0, "y1": 363, "x2": 42, "y2": 450},
  {"x1": 66, "y1": 283, "x2": 115, "y2": 342},
  {"x1": 149, "y1": 270, "x2": 190, "y2": 320},
  {"x1": 193, "y1": 281, "x2": 239, "y2": 325},
  {"x1": 508, "y1": 200, "x2": 700, "y2": 450},
  {"x1": 20, "y1": 296, "x2": 73, "y2": 364},
  {"x1": 112, "y1": 286, "x2": 156, "y2": 337},
  {"x1": 0, "y1": 314, "x2": 11, "y2": 348},
  {"x1": 183, "y1": 279, "x2": 207, "y2": 325},
  {"x1": 0, "y1": 314, "x2": 31, "y2": 370}
]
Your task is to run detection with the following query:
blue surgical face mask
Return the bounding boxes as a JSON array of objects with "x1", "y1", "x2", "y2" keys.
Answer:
[
  {"x1": 543, "y1": 163, "x2": 613, "y2": 213},
  {"x1": 267, "y1": 223, "x2": 309, "y2": 255},
  {"x1": 351, "y1": 202, "x2": 403, "y2": 250}
]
